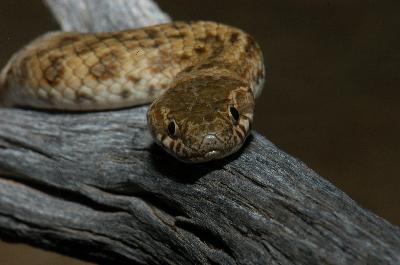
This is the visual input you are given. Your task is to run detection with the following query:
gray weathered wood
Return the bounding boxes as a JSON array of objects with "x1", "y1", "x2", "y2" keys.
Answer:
[
  {"x1": 43, "y1": 0, "x2": 171, "y2": 32},
  {"x1": 0, "y1": 0, "x2": 399, "y2": 264}
]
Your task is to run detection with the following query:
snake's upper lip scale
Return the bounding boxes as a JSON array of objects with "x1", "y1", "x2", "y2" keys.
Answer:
[
  {"x1": 204, "y1": 150, "x2": 223, "y2": 159},
  {"x1": 173, "y1": 148, "x2": 225, "y2": 163}
]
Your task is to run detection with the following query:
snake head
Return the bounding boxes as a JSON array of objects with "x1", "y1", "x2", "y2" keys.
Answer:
[{"x1": 147, "y1": 75, "x2": 255, "y2": 163}]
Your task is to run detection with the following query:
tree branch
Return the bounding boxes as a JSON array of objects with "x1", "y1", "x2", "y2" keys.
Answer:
[
  {"x1": 0, "y1": 0, "x2": 399, "y2": 264},
  {"x1": 43, "y1": 0, "x2": 171, "y2": 32}
]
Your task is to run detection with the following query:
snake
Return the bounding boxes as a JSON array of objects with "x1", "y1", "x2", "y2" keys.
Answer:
[{"x1": 0, "y1": 21, "x2": 265, "y2": 163}]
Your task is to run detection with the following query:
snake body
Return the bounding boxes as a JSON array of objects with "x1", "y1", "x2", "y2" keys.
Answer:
[{"x1": 0, "y1": 21, "x2": 265, "y2": 162}]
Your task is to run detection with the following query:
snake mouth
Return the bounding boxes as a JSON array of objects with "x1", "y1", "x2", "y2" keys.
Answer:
[
  {"x1": 204, "y1": 150, "x2": 223, "y2": 160},
  {"x1": 178, "y1": 143, "x2": 240, "y2": 163}
]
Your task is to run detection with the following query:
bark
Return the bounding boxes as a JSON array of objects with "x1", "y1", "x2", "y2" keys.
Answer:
[{"x1": 0, "y1": 0, "x2": 399, "y2": 264}]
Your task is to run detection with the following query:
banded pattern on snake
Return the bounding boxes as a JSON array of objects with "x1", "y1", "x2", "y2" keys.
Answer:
[{"x1": 0, "y1": 21, "x2": 265, "y2": 162}]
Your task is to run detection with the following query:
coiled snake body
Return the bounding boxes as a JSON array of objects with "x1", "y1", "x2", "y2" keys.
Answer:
[{"x1": 0, "y1": 21, "x2": 265, "y2": 162}]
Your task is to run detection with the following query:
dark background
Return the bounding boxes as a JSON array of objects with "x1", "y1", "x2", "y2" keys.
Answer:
[{"x1": 0, "y1": 0, "x2": 399, "y2": 264}]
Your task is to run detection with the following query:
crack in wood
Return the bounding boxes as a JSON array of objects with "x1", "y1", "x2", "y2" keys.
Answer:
[
  {"x1": 1, "y1": 135, "x2": 55, "y2": 160},
  {"x1": 0, "y1": 173, "x2": 126, "y2": 214},
  {"x1": 84, "y1": 183, "x2": 190, "y2": 220},
  {"x1": 175, "y1": 219, "x2": 235, "y2": 261}
]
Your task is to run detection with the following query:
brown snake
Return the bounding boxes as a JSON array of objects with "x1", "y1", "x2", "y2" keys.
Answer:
[{"x1": 0, "y1": 21, "x2": 265, "y2": 162}]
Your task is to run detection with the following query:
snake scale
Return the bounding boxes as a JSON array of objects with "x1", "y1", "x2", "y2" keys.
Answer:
[{"x1": 0, "y1": 21, "x2": 265, "y2": 162}]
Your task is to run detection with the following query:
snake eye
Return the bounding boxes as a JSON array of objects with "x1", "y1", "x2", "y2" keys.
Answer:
[
  {"x1": 167, "y1": 120, "x2": 177, "y2": 137},
  {"x1": 229, "y1": 106, "x2": 240, "y2": 122}
]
